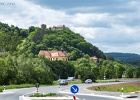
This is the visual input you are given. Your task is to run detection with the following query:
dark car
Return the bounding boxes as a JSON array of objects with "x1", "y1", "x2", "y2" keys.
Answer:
[{"x1": 59, "y1": 79, "x2": 68, "y2": 86}]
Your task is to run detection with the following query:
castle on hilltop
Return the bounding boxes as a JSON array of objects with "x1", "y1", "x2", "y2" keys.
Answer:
[{"x1": 41, "y1": 24, "x2": 69, "y2": 30}]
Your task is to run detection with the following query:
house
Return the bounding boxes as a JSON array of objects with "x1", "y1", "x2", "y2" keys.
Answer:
[
  {"x1": 90, "y1": 56, "x2": 98, "y2": 63},
  {"x1": 39, "y1": 50, "x2": 68, "y2": 61}
]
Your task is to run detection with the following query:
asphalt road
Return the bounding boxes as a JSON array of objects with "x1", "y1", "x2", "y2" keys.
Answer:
[
  {"x1": 0, "y1": 87, "x2": 122, "y2": 100},
  {"x1": 0, "y1": 79, "x2": 140, "y2": 100},
  {"x1": 0, "y1": 85, "x2": 120, "y2": 100}
]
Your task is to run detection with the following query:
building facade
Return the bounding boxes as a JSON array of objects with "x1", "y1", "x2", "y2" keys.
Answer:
[
  {"x1": 41, "y1": 24, "x2": 47, "y2": 29},
  {"x1": 90, "y1": 56, "x2": 98, "y2": 63},
  {"x1": 39, "y1": 50, "x2": 68, "y2": 61},
  {"x1": 51, "y1": 25, "x2": 69, "y2": 30}
]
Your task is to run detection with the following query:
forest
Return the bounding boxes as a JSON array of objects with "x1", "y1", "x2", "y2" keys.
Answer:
[
  {"x1": 105, "y1": 52, "x2": 140, "y2": 66},
  {"x1": 0, "y1": 22, "x2": 140, "y2": 85}
]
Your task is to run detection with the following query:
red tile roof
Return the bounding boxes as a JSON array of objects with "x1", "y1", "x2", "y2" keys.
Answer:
[{"x1": 39, "y1": 50, "x2": 67, "y2": 57}]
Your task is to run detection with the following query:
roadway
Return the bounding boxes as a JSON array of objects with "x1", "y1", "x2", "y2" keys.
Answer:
[{"x1": 0, "y1": 80, "x2": 140, "y2": 100}]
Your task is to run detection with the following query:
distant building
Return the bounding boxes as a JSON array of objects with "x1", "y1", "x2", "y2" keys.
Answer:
[
  {"x1": 39, "y1": 50, "x2": 68, "y2": 61},
  {"x1": 51, "y1": 25, "x2": 69, "y2": 30},
  {"x1": 90, "y1": 56, "x2": 98, "y2": 63},
  {"x1": 41, "y1": 24, "x2": 46, "y2": 29}
]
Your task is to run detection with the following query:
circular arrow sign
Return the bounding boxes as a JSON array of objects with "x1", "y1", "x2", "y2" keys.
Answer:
[{"x1": 70, "y1": 85, "x2": 79, "y2": 94}]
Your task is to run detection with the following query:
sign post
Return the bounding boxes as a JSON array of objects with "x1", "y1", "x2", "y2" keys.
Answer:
[
  {"x1": 35, "y1": 83, "x2": 40, "y2": 92},
  {"x1": 70, "y1": 85, "x2": 79, "y2": 100},
  {"x1": 121, "y1": 87, "x2": 124, "y2": 96},
  {"x1": 78, "y1": 75, "x2": 81, "y2": 79},
  {"x1": 73, "y1": 95, "x2": 76, "y2": 100},
  {"x1": 4, "y1": 86, "x2": 5, "y2": 90}
]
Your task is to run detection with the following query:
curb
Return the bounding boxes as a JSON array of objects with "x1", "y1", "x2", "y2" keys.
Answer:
[
  {"x1": 120, "y1": 95, "x2": 138, "y2": 98},
  {"x1": 19, "y1": 95, "x2": 79, "y2": 100}
]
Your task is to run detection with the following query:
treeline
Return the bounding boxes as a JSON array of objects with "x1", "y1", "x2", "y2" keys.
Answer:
[
  {"x1": 74, "y1": 55, "x2": 140, "y2": 82},
  {"x1": 0, "y1": 54, "x2": 75, "y2": 85},
  {"x1": 1, "y1": 53, "x2": 140, "y2": 85}
]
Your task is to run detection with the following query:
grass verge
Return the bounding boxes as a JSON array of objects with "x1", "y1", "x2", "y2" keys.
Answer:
[
  {"x1": 0, "y1": 84, "x2": 34, "y2": 92},
  {"x1": 88, "y1": 82, "x2": 140, "y2": 93},
  {"x1": 29, "y1": 93, "x2": 63, "y2": 97},
  {"x1": 96, "y1": 79, "x2": 120, "y2": 83}
]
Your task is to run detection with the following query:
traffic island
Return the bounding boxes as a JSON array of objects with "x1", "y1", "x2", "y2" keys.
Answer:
[{"x1": 19, "y1": 93, "x2": 79, "y2": 100}]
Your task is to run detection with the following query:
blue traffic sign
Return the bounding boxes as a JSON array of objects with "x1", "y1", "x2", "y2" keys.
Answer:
[{"x1": 70, "y1": 85, "x2": 79, "y2": 94}]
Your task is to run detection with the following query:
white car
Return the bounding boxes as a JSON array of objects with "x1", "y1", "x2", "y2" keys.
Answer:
[
  {"x1": 59, "y1": 79, "x2": 68, "y2": 85},
  {"x1": 67, "y1": 77, "x2": 75, "y2": 81},
  {"x1": 85, "y1": 79, "x2": 92, "y2": 84}
]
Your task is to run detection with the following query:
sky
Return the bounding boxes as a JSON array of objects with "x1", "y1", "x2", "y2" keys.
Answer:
[{"x1": 0, "y1": 0, "x2": 140, "y2": 55}]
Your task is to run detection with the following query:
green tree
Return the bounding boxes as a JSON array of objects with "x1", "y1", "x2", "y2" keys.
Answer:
[
  {"x1": 75, "y1": 56, "x2": 98, "y2": 82},
  {"x1": 0, "y1": 58, "x2": 7, "y2": 84},
  {"x1": 125, "y1": 67, "x2": 134, "y2": 78},
  {"x1": 134, "y1": 66, "x2": 140, "y2": 78}
]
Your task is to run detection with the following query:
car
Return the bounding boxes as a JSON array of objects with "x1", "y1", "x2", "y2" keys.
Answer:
[
  {"x1": 85, "y1": 79, "x2": 92, "y2": 84},
  {"x1": 59, "y1": 79, "x2": 68, "y2": 86},
  {"x1": 67, "y1": 77, "x2": 75, "y2": 81}
]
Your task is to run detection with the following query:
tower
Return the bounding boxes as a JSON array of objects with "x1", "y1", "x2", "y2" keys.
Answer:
[{"x1": 41, "y1": 24, "x2": 46, "y2": 29}]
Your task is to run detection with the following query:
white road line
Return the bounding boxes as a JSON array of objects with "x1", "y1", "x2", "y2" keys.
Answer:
[
  {"x1": 0, "y1": 91, "x2": 14, "y2": 94},
  {"x1": 59, "y1": 91, "x2": 123, "y2": 99}
]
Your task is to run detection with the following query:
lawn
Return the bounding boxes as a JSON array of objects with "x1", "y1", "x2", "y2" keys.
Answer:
[
  {"x1": 0, "y1": 84, "x2": 34, "y2": 92},
  {"x1": 88, "y1": 82, "x2": 140, "y2": 93},
  {"x1": 29, "y1": 93, "x2": 63, "y2": 97},
  {"x1": 96, "y1": 79, "x2": 120, "y2": 83}
]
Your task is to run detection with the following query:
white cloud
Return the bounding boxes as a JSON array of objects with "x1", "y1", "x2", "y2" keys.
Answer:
[
  {"x1": 70, "y1": 13, "x2": 110, "y2": 26},
  {"x1": 71, "y1": 27, "x2": 96, "y2": 39},
  {"x1": 66, "y1": 6, "x2": 99, "y2": 13},
  {"x1": 0, "y1": 0, "x2": 140, "y2": 54},
  {"x1": 0, "y1": 0, "x2": 70, "y2": 28},
  {"x1": 96, "y1": 42, "x2": 140, "y2": 55}
]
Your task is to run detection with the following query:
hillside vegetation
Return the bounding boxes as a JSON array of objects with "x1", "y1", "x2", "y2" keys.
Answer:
[
  {"x1": 105, "y1": 52, "x2": 140, "y2": 66},
  {"x1": 0, "y1": 22, "x2": 140, "y2": 85}
]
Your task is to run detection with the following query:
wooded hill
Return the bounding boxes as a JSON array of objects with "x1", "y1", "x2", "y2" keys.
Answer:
[
  {"x1": 0, "y1": 22, "x2": 140, "y2": 85},
  {"x1": 0, "y1": 22, "x2": 106, "y2": 60},
  {"x1": 105, "y1": 52, "x2": 140, "y2": 66}
]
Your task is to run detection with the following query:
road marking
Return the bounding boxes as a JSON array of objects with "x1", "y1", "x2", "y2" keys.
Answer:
[
  {"x1": 59, "y1": 91, "x2": 123, "y2": 100},
  {"x1": 0, "y1": 91, "x2": 14, "y2": 95}
]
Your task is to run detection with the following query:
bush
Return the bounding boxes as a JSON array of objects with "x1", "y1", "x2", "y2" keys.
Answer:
[{"x1": 0, "y1": 87, "x2": 3, "y2": 92}]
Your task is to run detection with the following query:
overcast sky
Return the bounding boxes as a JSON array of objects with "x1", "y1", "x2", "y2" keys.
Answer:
[{"x1": 0, "y1": 0, "x2": 140, "y2": 55}]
